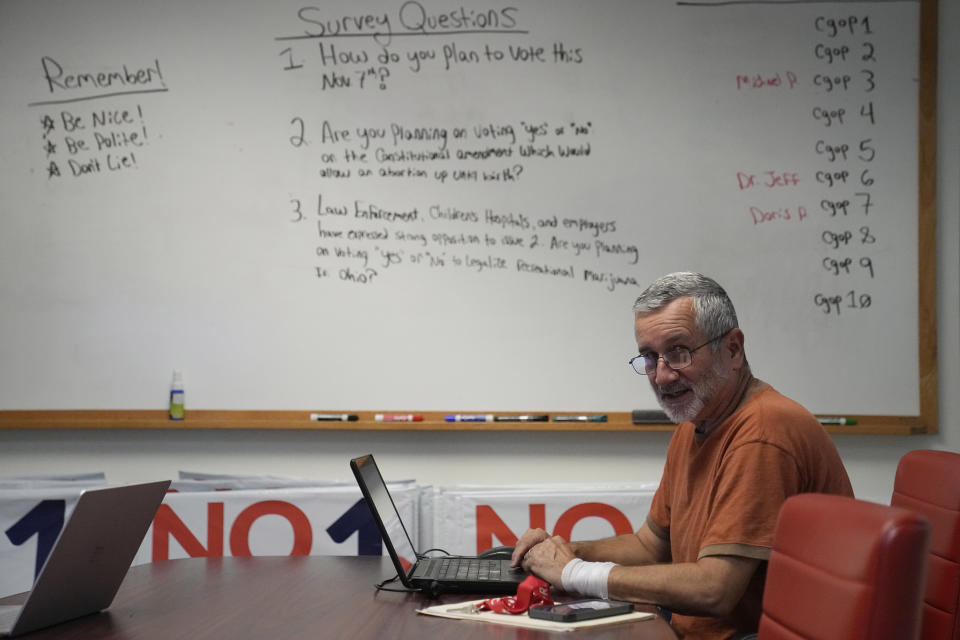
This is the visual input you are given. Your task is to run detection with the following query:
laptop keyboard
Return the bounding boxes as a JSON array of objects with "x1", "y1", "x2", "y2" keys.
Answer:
[{"x1": 428, "y1": 557, "x2": 503, "y2": 581}]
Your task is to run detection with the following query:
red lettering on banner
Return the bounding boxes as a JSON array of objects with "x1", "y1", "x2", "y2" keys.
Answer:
[
  {"x1": 475, "y1": 502, "x2": 634, "y2": 553},
  {"x1": 529, "y1": 503, "x2": 546, "y2": 530},
  {"x1": 229, "y1": 500, "x2": 313, "y2": 556},
  {"x1": 476, "y1": 505, "x2": 520, "y2": 551},
  {"x1": 152, "y1": 503, "x2": 224, "y2": 561},
  {"x1": 552, "y1": 503, "x2": 633, "y2": 539},
  {"x1": 476, "y1": 504, "x2": 546, "y2": 552}
]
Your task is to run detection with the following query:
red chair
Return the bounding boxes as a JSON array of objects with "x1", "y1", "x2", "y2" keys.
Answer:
[
  {"x1": 892, "y1": 449, "x2": 960, "y2": 639},
  {"x1": 758, "y1": 493, "x2": 930, "y2": 640}
]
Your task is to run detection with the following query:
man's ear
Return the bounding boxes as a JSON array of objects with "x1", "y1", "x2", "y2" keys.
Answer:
[{"x1": 725, "y1": 328, "x2": 746, "y2": 367}]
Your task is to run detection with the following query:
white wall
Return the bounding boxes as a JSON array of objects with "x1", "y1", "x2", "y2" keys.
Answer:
[{"x1": 1, "y1": 3, "x2": 958, "y2": 506}]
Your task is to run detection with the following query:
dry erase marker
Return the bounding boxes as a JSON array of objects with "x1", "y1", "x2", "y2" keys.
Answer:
[
  {"x1": 494, "y1": 415, "x2": 549, "y2": 422},
  {"x1": 375, "y1": 414, "x2": 424, "y2": 422},
  {"x1": 553, "y1": 415, "x2": 608, "y2": 422},
  {"x1": 817, "y1": 417, "x2": 857, "y2": 426},
  {"x1": 444, "y1": 414, "x2": 493, "y2": 422},
  {"x1": 631, "y1": 409, "x2": 672, "y2": 424},
  {"x1": 310, "y1": 413, "x2": 358, "y2": 422}
]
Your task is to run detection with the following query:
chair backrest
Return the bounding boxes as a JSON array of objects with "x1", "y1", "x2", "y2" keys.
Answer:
[
  {"x1": 892, "y1": 449, "x2": 960, "y2": 640},
  {"x1": 758, "y1": 492, "x2": 930, "y2": 640}
]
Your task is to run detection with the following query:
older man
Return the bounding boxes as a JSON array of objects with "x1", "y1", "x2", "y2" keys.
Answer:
[{"x1": 512, "y1": 272, "x2": 852, "y2": 639}]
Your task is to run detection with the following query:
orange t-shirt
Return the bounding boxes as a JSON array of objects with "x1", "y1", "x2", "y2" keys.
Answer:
[{"x1": 647, "y1": 384, "x2": 853, "y2": 639}]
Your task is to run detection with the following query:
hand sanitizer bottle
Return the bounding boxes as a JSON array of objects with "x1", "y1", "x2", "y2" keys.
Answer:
[{"x1": 169, "y1": 370, "x2": 184, "y2": 420}]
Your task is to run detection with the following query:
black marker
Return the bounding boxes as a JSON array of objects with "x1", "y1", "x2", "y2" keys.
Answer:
[
  {"x1": 310, "y1": 413, "x2": 359, "y2": 422},
  {"x1": 493, "y1": 415, "x2": 549, "y2": 422},
  {"x1": 631, "y1": 409, "x2": 672, "y2": 424}
]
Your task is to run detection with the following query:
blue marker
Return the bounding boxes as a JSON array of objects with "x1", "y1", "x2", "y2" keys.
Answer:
[{"x1": 445, "y1": 414, "x2": 494, "y2": 422}]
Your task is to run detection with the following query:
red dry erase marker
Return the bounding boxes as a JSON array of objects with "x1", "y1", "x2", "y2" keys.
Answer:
[{"x1": 374, "y1": 414, "x2": 423, "y2": 422}]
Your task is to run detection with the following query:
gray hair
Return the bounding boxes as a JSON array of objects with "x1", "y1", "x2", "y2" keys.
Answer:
[{"x1": 633, "y1": 272, "x2": 739, "y2": 352}]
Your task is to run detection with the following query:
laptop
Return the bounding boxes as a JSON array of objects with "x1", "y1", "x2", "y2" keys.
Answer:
[
  {"x1": 0, "y1": 480, "x2": 171, "y2": 637},
  {"x1": 350, "y1": 454, "x2": 528, "y2": 596}
]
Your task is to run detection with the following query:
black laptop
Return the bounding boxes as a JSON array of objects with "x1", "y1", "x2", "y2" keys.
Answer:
[
  {"x1": 350, "y1": 454, "x2": 528, "y2": 595},
  {"x1": 0, "y1": 480, "x2": 171, "y2": 637}
]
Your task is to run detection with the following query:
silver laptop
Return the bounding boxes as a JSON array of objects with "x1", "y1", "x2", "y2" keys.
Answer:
[
  {"x1": 350, "y1": 454, "x2": 528, "y2": 596},
  {"x1": 0, "y1": 480, "x2": 171, "y2": 637}
]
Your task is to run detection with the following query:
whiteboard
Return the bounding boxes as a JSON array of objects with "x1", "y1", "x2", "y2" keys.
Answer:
[{"x1": 0, "y1": 0, "x2": 927, "y2": 415}]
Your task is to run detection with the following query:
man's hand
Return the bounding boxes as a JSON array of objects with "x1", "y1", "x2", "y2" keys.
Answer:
[
  {"x1": 519, "y1": 535, "x2": 577, "y2": 587},
  {"x1": 510, "y1": 528, "x2": 551, "y2": 567}
]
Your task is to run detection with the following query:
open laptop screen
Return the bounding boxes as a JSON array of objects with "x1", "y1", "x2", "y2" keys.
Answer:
[{"x1": 350, "y1": 455, "x2": 418, "y2": 572}]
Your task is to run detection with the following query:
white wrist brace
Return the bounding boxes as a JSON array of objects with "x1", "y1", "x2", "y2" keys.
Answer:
[{"x1": 561, "y1": 557, "x2": 615, "y2": 599}]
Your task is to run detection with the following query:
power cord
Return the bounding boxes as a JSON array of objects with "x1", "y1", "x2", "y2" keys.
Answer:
[
  {"x1": 374, "y1": 574, "x2": 422, "y2": 593},
  {"x1": 372, "y1": 548, "x2": 454, "y2": 593}
]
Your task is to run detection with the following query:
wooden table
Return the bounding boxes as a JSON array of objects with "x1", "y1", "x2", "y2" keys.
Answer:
[{"x1": 0, "y1": 556, "x2": 678, "y2": 639}]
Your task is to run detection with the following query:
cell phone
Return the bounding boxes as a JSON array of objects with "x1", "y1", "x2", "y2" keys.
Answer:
[{"x1": 528, "y1": 599, "x2": 634, "y2": 622}]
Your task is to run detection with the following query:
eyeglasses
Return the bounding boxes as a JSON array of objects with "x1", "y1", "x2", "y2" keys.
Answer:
[{"x1": 628, "y1": 333, "x2": 727, "y2": 375}]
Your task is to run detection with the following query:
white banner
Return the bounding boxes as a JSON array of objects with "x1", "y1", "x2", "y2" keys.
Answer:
[
  {"x1": 0, "y1": 476, "x2": 107, "y2": 598},
  {"x1": 140, "y1": 482, "x2": 419, "y2": 564},
  {"x1": 1, "y1": 474, "x2": 656, "y2": 597},
  {"x1": 424, "y1": 483, "x2": 657, "y2": 555},
  {"x1": 0, "y1": 477, "x2": 418, "y2": 597}
]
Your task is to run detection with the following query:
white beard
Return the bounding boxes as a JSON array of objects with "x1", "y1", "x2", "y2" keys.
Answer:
[{"x1": 653, "y1": 358, "x2": 728, "y2": 424}]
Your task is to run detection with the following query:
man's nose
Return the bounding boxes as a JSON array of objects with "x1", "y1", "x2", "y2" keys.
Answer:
[{"x1": 651, "y1": 357, "x2": 680, "y2": 385}]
